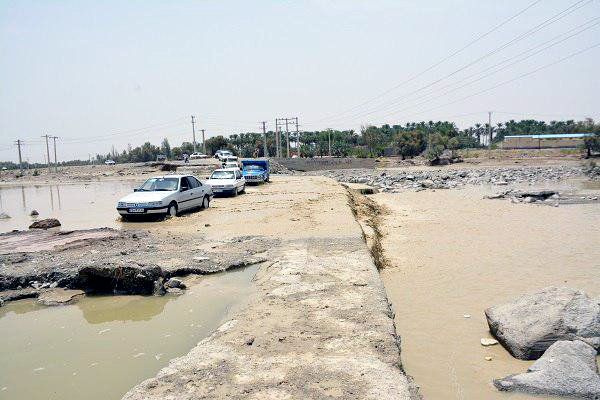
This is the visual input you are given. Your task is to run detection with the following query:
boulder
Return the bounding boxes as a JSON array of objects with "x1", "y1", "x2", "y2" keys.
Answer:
[
  {"x1": 485, "y1": 287, "x2": 600, "y2": 360},
  {"x1": 29, "y1": 218, "x2": 61, "y2": 229},
  {"x1": 165, "y1": 278, "x2": 186, "y2": 289},
  {"x1": 152, "y1": 278, "x2": 166, "y2": 296},
  {"x1": 0, "y1": 212, "x2": 10, "y2": 219},
  {"x1": 30, "y1": 210, "x2": 39, "y2": 216},
  {"x1": 494, "y1": 340, "x2": 600, "y2": 399},
  {"x1": 37, "y1": 288, "x2": 85, "y2": 306}
]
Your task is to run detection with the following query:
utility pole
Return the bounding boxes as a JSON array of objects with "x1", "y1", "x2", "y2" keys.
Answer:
[
  {"x1": 41, "y1": 134, "x2": 51, "y2": 172},
  {"x1": 488, "y1": 111, "x2": 492, "y2": 150},
  {"x1": 191, "y1": 115, "x2": 197, "y2": 153},
  {"x1": 261, "y1": 121, "x2": 268, "y2": 157},
  {"x1": 275, "y1": 118, "x2": 280, "y2": 157},
  {"x1": 201, "y1": 129, "x2": 206, "y2": 154},
  {"x1": 285, "y1": 118, "x2": 290, "y2": 158},
  {"x1": 50, "y1": 136, "x2": 59, "y2": 173},
  {"x1": 14, "y1": 140, "x2": 23, "y2": 172},
  {"x1": 294, "y1": 117, "x2": 299, "y2": 157}
]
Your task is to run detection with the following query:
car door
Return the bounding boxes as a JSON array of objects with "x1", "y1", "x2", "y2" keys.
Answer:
[
  {"x1": 189, "y1": 176, "x2": 206, "y2": 204},
  {"x1": 235, "y1": 170, "x2": 244, "y2": 190},
  {"x1": 178, "y1": 177, "x2": 195, "y2": 210}
]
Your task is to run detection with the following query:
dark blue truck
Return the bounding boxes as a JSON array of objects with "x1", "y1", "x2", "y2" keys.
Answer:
[{"x1": 241, "y1": 159, "x2": 270, "y2": 184}]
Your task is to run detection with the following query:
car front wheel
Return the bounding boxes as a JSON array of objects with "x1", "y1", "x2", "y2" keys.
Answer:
[
  {"x1": 202, "y1": 196, "x2": 210, "y2": 209},
  {"x1": 167, "y1": 202, "x2": 178, "y2": 217}
]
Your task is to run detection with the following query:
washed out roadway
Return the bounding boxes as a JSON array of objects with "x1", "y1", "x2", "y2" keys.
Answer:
[{"x1": 123, "y1": 176, "x2": 418, "y2": 399}]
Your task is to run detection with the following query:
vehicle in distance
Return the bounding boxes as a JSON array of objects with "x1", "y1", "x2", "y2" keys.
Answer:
[
  {"x1": 223, "y1": 161, "x2": 239, "y2": 169},
  {"x1": 105, "y1": 160, "x2": 116, "y2": 165},
  {"x1": 189, "y1": 152, "x2": 208, "y2": 160},
  {"x1": 207, "y1": 168, "x2": 245, "y2": 196},
  {"x1": 215, "y1": 149, "x2": 233, "y2": 161},
  {"x1": 116, "y1": 174, "x2": 213, "y2": 218},
  {"x1": 241, "y1": 159, "x2": 269, "y2": 183}
]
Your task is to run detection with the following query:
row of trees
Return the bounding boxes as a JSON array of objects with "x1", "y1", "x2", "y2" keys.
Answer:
[
  {"x1": 87, "y1": 118, "x2": 600, "y2": 164},
  {"x1": 2, "y1": 118, "x2": 598, "y2": 170}
]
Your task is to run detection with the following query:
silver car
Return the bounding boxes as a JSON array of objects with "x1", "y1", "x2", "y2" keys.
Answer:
[
  {"x1": 207, "y1": 168, "x2": 246, "y2": 196},
  {"x1": 117, "y1": 174, "x2": 213, "y2": 218}
]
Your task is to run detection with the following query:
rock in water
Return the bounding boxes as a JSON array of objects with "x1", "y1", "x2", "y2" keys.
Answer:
[
  {"x1": 165, "y1": 278, "x2": 186, "y2": 289},
  {"x1": 37, "y1": 289, "x2": 85, "y2": 306},
  {"x1": 494, "y1": 340, "x2": 600, "y2": 398},
  {"x1": 485, "y1": 287, "x2": 600, "y2": 360},
  {"x1": 30, "y1": 209, "x2": 39, "y2": 216},
  {"x1": 29, "y1": 218, "x2": 61, "y2": 230},
  {"x1": 481, "y1": 338, "x2": 499, "y2": 346},
  {"x1": 152, "y1": 278, "x2": 166, "y2": 296},
  {"x1": 0, "y1": 212, "x2": 10, "y2": 219}
]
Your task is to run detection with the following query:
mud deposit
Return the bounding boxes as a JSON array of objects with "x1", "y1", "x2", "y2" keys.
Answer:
[
  {"x1": 375, "y1": 183, "x2": 600, "y2": 399},
  {"x1": 0, "y1": 265, "x2": 258, "y2": 400}
]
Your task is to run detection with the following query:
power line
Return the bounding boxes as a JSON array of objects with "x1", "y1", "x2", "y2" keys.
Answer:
[
  {"x1": 394, "y1": 41, "x2": 600, "y2": 121},
  {"x1": 313, "y1": 0, "x2": 543, "y2": 123},
  {"x1": 374, "y1": 18, "x2": 600, "y2": 122},
  {"x1": 315, "y1": 0, "x2": 593, "y2": 125},
  {"x1": 358, "y1": 17, "x2": 600, "y2": 122}
]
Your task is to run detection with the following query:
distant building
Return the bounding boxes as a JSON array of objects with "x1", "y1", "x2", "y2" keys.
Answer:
[{"x1": 500, "y1": 133, "x2": 593, "y2": 150}]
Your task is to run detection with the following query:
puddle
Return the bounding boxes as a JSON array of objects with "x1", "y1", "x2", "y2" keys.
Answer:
[
  {"x1": 0, "y1": 265, "x2": 258, "y2": 400},
  {"x1": 376, "y1": 182, "x2": 600, "y2": 400},
  {"x1": 0, "y1": 182, "x2": 142, "y2": 232}
]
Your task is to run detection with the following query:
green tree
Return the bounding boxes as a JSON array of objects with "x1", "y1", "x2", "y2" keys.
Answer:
[
  {"x1": 397, "y1": 130, "x2": 425, "y2": 159},
  {"x1": 161, "y1": 138, "x2": 171, "y2": 157}
]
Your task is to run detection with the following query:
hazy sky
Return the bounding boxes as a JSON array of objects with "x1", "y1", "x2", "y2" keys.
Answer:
[{"x1": 1, "y1": 0, "x2": 599, "y2": 162}]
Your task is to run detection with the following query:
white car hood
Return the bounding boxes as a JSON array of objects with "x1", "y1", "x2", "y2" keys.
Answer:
[
  {"x1": 118, "y1": 191, "x2": 174, "y2": 203},
  {"x1": 207, "y1": 179, "x2": 236, "y2": 186}
]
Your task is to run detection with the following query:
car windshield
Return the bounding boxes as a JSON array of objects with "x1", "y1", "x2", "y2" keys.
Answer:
[
  {"x1": 138, "y1": 177, "x2": 179, "y2": 191},
  {"x1": 244, "y1": 165, "x2": 263, "y2": 170},
  {"x1": 210, "y1": 171, "x2": 235, "y2": 179}
]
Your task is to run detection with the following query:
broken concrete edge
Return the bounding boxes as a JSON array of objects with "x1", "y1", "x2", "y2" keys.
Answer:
[
  {"x1": 0, "y1": 246, "x2": 269, "y2": 308},
  {"x1": 122, "y1": 237, "x2": 422, "y2": 400}
]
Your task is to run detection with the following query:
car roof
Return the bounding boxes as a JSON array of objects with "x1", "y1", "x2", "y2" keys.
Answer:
[
  {"x1": 213, "y1": 168, "x2": 239, "y2": 172},
  {"x1": 148, "y1": 175, "x2": 190, "y2": 179}
]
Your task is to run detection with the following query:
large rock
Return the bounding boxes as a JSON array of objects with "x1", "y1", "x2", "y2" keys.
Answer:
[
  {"x1": 37, "y1": 288, "x2": 85, "y2": 306},
  {"x1": 494, "y1": 340, "x2": 600, "y2": 399},
  {"x1": 29, "y1": 218, "x2": 61, "y2": 229},
  {"x1": 485, "y1": 287, "x2": 600, "y2": 359}
]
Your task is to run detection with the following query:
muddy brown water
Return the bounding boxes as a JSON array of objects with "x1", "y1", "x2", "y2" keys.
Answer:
[
  {"x1": 376, "y1": 180, "x2": 600, "y2": 400},
  {"x1": 0, "y1": 181, "x2": 142, "y2": 233},
  {"x1": 0, "y1": 265, "x2": 258, "y2": 400}
]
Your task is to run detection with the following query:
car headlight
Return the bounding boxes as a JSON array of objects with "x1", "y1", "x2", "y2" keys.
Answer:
[
  {"x1": 147, "y1": 201, "x2": 162, "y2": 207},
  {"x1": 117, "y1": 202, "x2": 126, "y2": 207}
]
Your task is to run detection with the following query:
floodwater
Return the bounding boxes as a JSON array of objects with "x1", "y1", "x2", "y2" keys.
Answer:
[
  {"x1": 0, "y1": 265, "x2": 258, "y2": 400},
  {"x1": 377, "y1": 180, "x2": 600, "y2": 400},
  {"x1": 0, "y1": 181, "x2": 141, "y2": 232}
]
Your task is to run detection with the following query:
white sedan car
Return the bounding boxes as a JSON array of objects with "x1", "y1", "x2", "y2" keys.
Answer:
[
  {"x1": 117, "y1": 174, "x2": 213, "y2": 218},
  {"x1": 206, "y1": 168, "x2": 245, "y2": 196}
]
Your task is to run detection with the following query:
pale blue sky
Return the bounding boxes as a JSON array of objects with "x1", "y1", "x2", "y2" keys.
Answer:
[{"x1": 1, "y1": 0, "x2": 599, "y2": 162}]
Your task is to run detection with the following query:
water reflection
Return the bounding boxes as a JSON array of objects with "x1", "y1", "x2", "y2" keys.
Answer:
[
  {"x1": 0, "y1": 181, "x2": 140, "y2": 232},
  {"x1": 77, "y1": 295, "x2": 176, "y2": 324}
]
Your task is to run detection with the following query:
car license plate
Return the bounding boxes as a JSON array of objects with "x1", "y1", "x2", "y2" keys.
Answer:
[{"x1": 128, "y1": 208, "x2": 145, "y2": 213}]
